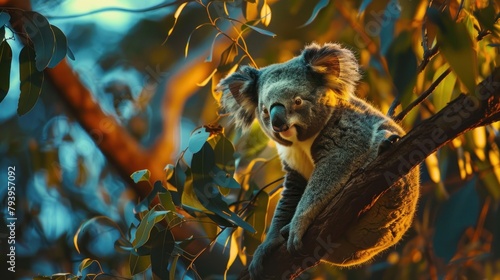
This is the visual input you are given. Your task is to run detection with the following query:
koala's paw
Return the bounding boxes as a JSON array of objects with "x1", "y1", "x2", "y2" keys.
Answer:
[
  {"x1": 284, "y1": 216, "x2": 310, "y2": 255},
  {"x1": 378, "y1": 134, "x2": 401, "y2": 155},
  {"x1": 248, "y1": 236, "x2": 284, "y2": 279}
]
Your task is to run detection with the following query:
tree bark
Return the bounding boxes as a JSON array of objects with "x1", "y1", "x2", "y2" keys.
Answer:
[{"x1": 239, "y1": 68, "x2": 500, "y2": 279}]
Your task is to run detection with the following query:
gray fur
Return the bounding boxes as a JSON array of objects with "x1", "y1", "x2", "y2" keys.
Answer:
[{"x1": 218, "y1": 43, "x2": 420, "y2": 279}]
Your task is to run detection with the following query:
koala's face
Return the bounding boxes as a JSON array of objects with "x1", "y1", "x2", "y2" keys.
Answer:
[
  {"x1": 218, "y1": 43, "x2": 360, "y2": 146},
  {"x1": 255, "y1": 60, "x2": 335, "y2": 146}
]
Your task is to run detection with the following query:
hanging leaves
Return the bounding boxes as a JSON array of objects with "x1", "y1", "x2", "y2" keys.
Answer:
[
  {"x1": 150, "y1": 228, "x2": 175, "y2": 279},
  {"x1": 427, "y1": 7, "x2": 477, "y2": 94},
  {"x1": 299, "y1": 0, "x2": 330, "y2": 28},
  {"x1": 162, "y1": 2, "x2": 189, "y2": 45},
  {"x1": 47, "y1": 25, "x2": 69, "y2": 68},
  {"x1": 18, "y1": 46, "x2": 44, "y2": 116},
  {"x1": 22, "y1": 11, "x2": 56, "y2": 71},
  {"x1": 0, "y1": 36, "x2": 12, "y2": 103}
]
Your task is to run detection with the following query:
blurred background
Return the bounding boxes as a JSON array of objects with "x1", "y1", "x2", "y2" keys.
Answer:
[{"x1": 0, "y1": 0, "x2": 499, "y2": 279}]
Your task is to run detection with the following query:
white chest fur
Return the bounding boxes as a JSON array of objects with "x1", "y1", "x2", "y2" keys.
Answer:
[{"x1": 275, "y1": 134, "x2": 317, "y2": 180}]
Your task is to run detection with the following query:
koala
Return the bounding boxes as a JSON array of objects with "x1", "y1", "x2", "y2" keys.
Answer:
[{"x1": 217, "y1": 43, "x2": 420, "y2": 279}]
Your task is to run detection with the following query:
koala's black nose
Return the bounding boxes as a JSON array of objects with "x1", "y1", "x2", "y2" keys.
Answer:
[{"x1": 270, "y1": 104, "x2": 289, "y2": 132}]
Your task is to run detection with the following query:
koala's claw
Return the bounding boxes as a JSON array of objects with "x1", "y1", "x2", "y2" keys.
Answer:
[
  {"x1": 280, "y1": 224, "x2": 290, "y2": 239},
  {"x1": 285, "y1": 219, "x2": 307, "y2": 255},
  {"x1": 378, "y1": 134, "x2": 401, "y2": 154},
  {"x1": 248, "y1": 236, "x2": 284, "y2": 280}
]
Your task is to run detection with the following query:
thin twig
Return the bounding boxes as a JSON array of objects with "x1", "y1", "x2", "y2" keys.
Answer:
[{"x1": 393, "y1": 67, "x2": 451, "y2": 122}]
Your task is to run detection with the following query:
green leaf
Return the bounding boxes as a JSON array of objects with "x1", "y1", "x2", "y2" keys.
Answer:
[
  {"x1": 433, "y1": 65, "x2": 457, "y2": 111},
  {"x1": 188, "y1": 127, "x2": 211, "y2": 153},
  {"x1": 237, "y1": 121, "x2": 270, "y2": 159},
  {"x1": 191, "y1": 142, "x2": 216, "y2": 175},
  {"x1": 132, "y1": 206, "x2": 167, "y2": 249},
  {"x1": 135, "y1": 180, "x2": 165, "y2": 212},
  {"x1": 18, "y1": 46, "x2": 44, "y2": 116},
  {"x1": 78, "y1": 258, "x2": 99, "y2": 274},
  {"x1": 184, "y1": 23, "x2": 212, "y2": 58},
  {"x1": 193, "y1": 184, "x2": 255, "y2": 232},
  {"x1": 299, "y1": 0, "x2": 330, "y2": 27},
  {"x1": 211, "y1": 166, "x2": 240, "y2": 189},
  {"x1": 219, "y1": 43, "x2": 239, "y2": 67},
  {"x1": 66, "y1": 46, "x2": 75, "y2": 60},
  {"x1": 0, "y1": 11, "x2": 10, "y2": 27},
  {"x1": 159, "y1": 191, "x2": 180, "y2": 224},
  {"x1": 73, "y1": 216, "x2": 122, "y2": 254},
  {"x1": 169, "y1": 254, "x2": 180, "y2": 280},
  {"x1": 163, "y1": 2, "x2": 189, "y2": 45},
  {"x1": 242, "y1": 23, "x2": 276, "y2": 37},
  {"x1": 214, "y1": 135, "x2": 236, "y2": 174},
  {"x1": 131, "y1": 169, "x2": 151, "y2": 183},
  {"x1": 0, "y1": 25, "x2": 4, "y2": 39},
  {"x1": 192, "y1": 153, "x2": 255, "y2": 233},
  {"x1": 0, "y1": 39, "x2": 12, "y2": 102},
  {"x1": 150, "y1": 229, "x2": 174, "y2": 280},
  {"x1": 22, "y1": 11, "x2": 56, "y2": 71},
  {"x1": 47, "y1": 25, "x2": 68, "y2": 68},
  {"x1": 129, "y1": 253, "x2": 150, "y2": 275},
  {"x1": 115, "y1": 237, "x2": 133, "y2": 253},
  {"x1": 228, "y1": 17, "x2": 276, "y2": 37},
  {"x1": 474, "y1": 3, "x2": 498, "y2": 34},
  {"x1": 167, "y1": 162, "x2": 186, "y2": 196},
  {"x1": 244, "y1": 190, "x2": 269, "y2": 254},
  {"x1": 428, "y1": 8, "x2": 477, "y2": 94},
  {"x1": 386, "y1": 31, "x2": 417, "y2": 101},
  {"x1": 205, "y1": 32, "x2": 222, "y2": 63}
]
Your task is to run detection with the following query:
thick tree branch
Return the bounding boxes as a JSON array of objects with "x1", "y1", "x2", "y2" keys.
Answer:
[{"x1": 240, "y1": 68, "x2": 500, "y2": 279}]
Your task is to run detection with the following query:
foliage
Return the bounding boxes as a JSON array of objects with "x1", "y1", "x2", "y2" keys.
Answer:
[
  {"x1": 0, "y1": 9, "x2": 74, "y2": 115},
  {"x1": 2, "y1": 0, "x2": 500, "y2": 279}
]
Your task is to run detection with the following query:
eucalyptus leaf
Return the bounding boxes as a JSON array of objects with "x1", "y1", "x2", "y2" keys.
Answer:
[
  {"x1": 214, "y1": 135, "x2": 236, "y2": 174},
  {"x1": 244, "y1": 190, "x2": 269, "y2": 254},
  {"x1": 428, "y1": 7, "x2": 477, "y2": 94},
  {"x1": 193, "y1": 176, "x2": 255, "y2": 233},
  {"x1": 299, "y1": 0, "x2": 330, "y2": 28},
  {"x1": 18, "y1": 46, "x2": 44, "y2": 116},
  {"x1": 0, "y1": 12, "x2": 10, "y2": 27},
  {"x1": 47, "y1": 25, "x2": 68, "y2": 68},
  {"x1": 22, "y1": 11, "x2": 56, "y2": 71},
  {"x1": 188, "y1": 127, "x2": 211, "y2": 153},
  {"x1": 66, "y1": 46, "x2": 75, "y2": 60},
  {"x1": 191, "y1": 142, "x2": 216, "y2": 175},
  {"x1": 130, "y1": 169, "x2": 151, "y2": 183},
  {"x1": 135, "y1": 180, "x2": 164, "y2": 213},
  {"x1": 132, "y1": 206, "x2": 167, "y2": 249},
  {"x1": 150, "y1": 229, "x2": 174, "y2": 280},
  {"x1": 167, "y1": 161, "x2": 186, "y2": 196},
  {"x1": 0, "y1": 39, "x2": 12, "y2": 102},
  {"x1": 129, "y1": 253, "x2": 150, "y2": 275},
  {"x1": 242, "y1": 23, "x2": 276, "y2": 37}
]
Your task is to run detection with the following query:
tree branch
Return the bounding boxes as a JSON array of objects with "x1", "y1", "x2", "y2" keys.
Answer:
[{"x1": 239, "y1": 67, "x2": 500, "y2": 279}]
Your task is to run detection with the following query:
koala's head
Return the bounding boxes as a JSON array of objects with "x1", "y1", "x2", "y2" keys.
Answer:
[{"x1": 218, "y1": 43, "x2": 360, "y2": 146}]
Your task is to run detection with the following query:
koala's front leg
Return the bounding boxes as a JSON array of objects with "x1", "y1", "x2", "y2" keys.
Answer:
[
  {"x1": 249, "y1": 170, "x2": 306, "y2": 279},
  {"x1": 283, "y1": 155, "x2": 360, "y2": 253}
]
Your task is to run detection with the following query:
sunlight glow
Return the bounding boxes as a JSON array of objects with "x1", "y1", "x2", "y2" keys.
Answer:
[{"x1": 61, "y1": 0, "x2": 137, "y2": 30}]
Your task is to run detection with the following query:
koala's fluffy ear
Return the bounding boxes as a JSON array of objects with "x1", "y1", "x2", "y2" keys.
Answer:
[
  {"x1": 217, "y1": 66, "x2": 259, "y2": 130},
  {"x1": 302, "y1": 43, "x2": 360, "y2": 98}
]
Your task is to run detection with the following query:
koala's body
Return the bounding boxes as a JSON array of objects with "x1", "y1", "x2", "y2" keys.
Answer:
[{"x1": 218, "y1": 43, "x2": 420, "y2": 279}]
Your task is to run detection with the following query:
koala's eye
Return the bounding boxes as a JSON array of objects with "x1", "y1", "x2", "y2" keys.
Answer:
[
  {"x1": 262, "y1": 106, "x2": 269, "y2": 116},
  {"x1": 294, "y1": 97, "x2": 303, "y2": 106}
]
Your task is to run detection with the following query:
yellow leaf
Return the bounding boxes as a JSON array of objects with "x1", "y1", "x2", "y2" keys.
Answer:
[
  {"x1": 260, "y1": 3, "x2": 272, "y2": 26},
  {"x1": 425, "y1": 152, "x2": 441, "y2": 183}
]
